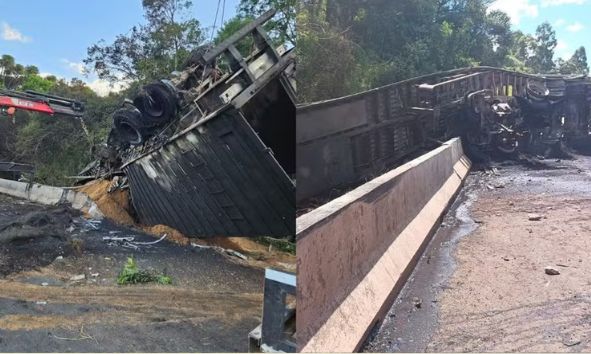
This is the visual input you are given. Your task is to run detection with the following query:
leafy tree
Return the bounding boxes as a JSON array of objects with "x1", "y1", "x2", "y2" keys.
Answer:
[
  {"x1": 84, "y1": 0, "x2": 204, "y2": 84},
  {"x1": 239, "y1": 0, "x2": 296, "y2": 46},
  {"x1": 529, "y1": 22, "x2": 557, "y2": 73},
  {"x1": 557, "y1": 46, "x2": 589, "y2": 75}
]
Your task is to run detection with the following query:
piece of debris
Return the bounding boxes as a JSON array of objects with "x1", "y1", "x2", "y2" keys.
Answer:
[
  {"x1": 486, "y1": 184, "x2": 495, "y2": 190},
  {"x1": 226, "y1": 249, "x2": 248, "y2": 260},
  {"x1": 41, "y1": 282, "x2": 49, "y2": 287},
  {"x1": 191, "y1": 242, "x2": 211, "y2": 249},
  {"x1": 562, "y1": 338, "x2": 581, "y2": 347},
  {"x1": 556, "y1": 264, "x2": 570, "y2": 268},
  {"x1": 527, "y1": 228, "x2": 533, "y2": 234},
  {"x1": 412, "y1": 297, "x2": 422, "y2": 309},
  {"x1": 130, "y1": 234, "x2": 167, "y2": 245},
  {"x1": 502, "y1": 257, "x2": 510, "y2": 261},
  {"x1": 70, "y1": 274, "x2": 86, "y2": 281},
  {"x1": 494, "y1": 184, "x2": 505, "y2": 188},
  {"x1": 544, "y1": 266, "x2": 560, "y2": 275},
  {"x1": 508, "y1": 201, "x2": 514, "y2": 206},
  {"x1": 55, "y1": 256, "x2": 63, "y2": 261},
  {"x1": 91, "y1": 273, "x2": 99, "y2": 277},
  {"x1": 36, "y1": 301, "x2": 47, "y2": 305},
  {"x1": 528, "y1": 213, "x2": 542, "y2": 221}
]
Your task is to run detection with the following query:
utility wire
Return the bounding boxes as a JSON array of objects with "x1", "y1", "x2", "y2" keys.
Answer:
[
  {"x1": 221, "y1": 0, "x2": 226, "y2": 27},
  {"x1": 211, "y1": 0, "x2": 222, "y2": 42}
]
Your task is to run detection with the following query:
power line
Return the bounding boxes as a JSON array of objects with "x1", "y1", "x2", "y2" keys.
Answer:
[{"x1": 211, "y1": 0, "x2": 222, "y2": 42}]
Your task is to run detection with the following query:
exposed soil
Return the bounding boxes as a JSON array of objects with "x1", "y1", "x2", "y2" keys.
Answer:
[
  {"x1": 77, "y1": 179, "x2": 296, "y2": 273},
  {"x1": 0, "y1": 194, "x2": 264, "y2": 352},
  {"x1": 365, "y1": 154, "x2": 591, "y2": 352}
]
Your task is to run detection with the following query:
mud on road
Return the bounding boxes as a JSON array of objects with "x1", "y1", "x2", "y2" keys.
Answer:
[
  {"x1": 365, "y1": 154, "x2": 591, "y2": 352},
  {"x1": 0, "y1": 194, "x2": 264, "y2": 352}
]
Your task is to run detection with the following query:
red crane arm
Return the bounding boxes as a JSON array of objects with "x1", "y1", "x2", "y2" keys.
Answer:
[
  {"x1": 0, "y1": 89, "x2": 84, "y2": 117},
  {"x1": 0, "y1": 95, "x2": 55, "y2": 115}
]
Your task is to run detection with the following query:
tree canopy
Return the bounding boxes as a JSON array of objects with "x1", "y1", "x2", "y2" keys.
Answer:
[{"x1": 298, "y1": 0, "x2": 590, "y2": 102}]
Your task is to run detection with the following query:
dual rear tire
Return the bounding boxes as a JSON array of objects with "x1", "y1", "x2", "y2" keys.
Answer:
[{"x1": 113, "y1": 81, "x2": 179, "y2": 146}]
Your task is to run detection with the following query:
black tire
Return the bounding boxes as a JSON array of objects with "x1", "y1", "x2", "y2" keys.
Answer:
[
  {"x1": 113, "y1": 108, "x2": 147, "y2": 146},
  {"x1": 182, "y1": 44, "x2": 210, "y2": 69},
  {"x1": 133, "y1": 82, "x2": 178, "y2": 127},
  {"x1": 526, "y1": 80, "x2": 549, "y2": 101}
]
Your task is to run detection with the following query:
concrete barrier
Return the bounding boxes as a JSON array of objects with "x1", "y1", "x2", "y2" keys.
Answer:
[
  {"x1": 296, "y1": 137, "x2": 470, "y2": 352},
  {"x1": 0, "y1": 178, "x2": 103, "y2": 218}
]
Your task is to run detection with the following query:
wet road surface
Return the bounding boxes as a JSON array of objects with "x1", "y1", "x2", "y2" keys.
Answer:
[{"x1": 365, "y1": 154, "x2": 591, "y2": 352}]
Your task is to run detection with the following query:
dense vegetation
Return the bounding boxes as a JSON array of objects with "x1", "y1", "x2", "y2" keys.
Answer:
[
  {"x1": 0, "y1": 0, "x2": 280, "y2": 185},
  {"x1": 297, "y1": 0, "x2": 590, "y2": 102}
]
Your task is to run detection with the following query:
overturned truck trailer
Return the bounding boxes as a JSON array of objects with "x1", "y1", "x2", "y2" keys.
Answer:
[
  {"x1": 297, "y1": 67, "x2": 591, "y2": 202},
  {"x1": 102, "y1": 10, "x2": 295, "y2": 237}
]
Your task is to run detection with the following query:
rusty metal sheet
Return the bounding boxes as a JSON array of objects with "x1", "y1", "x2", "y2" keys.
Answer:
[{"x1": 124, "y1": 108, "x2": 295, "y2": 237}]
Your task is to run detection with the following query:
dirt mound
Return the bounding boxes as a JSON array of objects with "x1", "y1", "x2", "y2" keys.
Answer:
[
  {"x1": 0, "y1": 207, "x2": 77, "y2": 275},
  {"x1": 0, "y1": 208, "x2": 72, "y2": 244},
  {"x1": 78, "y1": 180, "x2": 135, "y2": 226},
  {"x1": 141, "y1": 224, "x2": 191, "y2": 246}
]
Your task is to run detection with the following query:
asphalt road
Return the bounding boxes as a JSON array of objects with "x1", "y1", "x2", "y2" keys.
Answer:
[
  {"x1": 0, "y1": 194, "x2": 264, "y2": 352},
  {"x1": 365, "y1": 154, "x2": 591, "y2": 352}
]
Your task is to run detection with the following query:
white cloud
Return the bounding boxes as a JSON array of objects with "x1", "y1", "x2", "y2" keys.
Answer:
[
  {"x1": 488, "y1": 0, "x2": 538, "y2": 25},
  {"x1": 86, "y1": 78, "x2": 129, "y2": 97},
  {"x1": 38, "y1": 70, "x2": 126, "y2": 97},
  {"x1": 38, "y1": 72, "x2": 61, "y2": 79},
  {"x1": 556, "y1": 40, "x2": 571, "y2": 60},
  {"x1": 61, "y1": 59, "x2": 86, "y2": 75},
  {"x1": 566, "y1": 22, "x2": 584, "y2": 32},
  {"x1": 1, "y1": 22, "x2": 31, "y2": 42},
  {"x1": 541, "y1": 0, "x2": 586, "y2": 7},
  {"x1": 554, "y1": 18, "x2": 566, "y2": 27}
]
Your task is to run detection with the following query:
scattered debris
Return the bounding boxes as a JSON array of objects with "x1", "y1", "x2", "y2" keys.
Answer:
[
  {"x1": 102, "y1": 234, "x2": 167, "y2": 250},
  {"x1": 70, "y1": 274, "x2": 86, "y2": 281},
  {"x1": 528, "y1": 213, "x2": 542, "y2": 221},
  {"x1": 544, "y1": 266, "x2": 560, "y2": 275}
]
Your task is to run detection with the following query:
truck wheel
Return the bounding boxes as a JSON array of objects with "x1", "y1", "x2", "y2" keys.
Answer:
[
  {"x1": 113, "y1": 108, "x2": 147, "y2": 145},
  {"x1": 133, "y1": 82, "x2": 178, "y2": 127}
]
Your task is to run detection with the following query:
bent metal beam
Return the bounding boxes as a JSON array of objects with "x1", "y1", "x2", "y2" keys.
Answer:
[{"x1": 296, "y1": 137, "x2": 471, "y2": 352}]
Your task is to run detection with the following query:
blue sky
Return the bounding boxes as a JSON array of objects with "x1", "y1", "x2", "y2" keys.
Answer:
[
  {"x1": 0, "y1": 0, "x2": 240, "y2": 95},
  {"x1": 489, "y1": 0, "x2": 591, "y2": 61}
]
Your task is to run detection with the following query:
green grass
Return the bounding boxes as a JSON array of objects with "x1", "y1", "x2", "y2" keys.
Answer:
[
  {"x1": 255, "y1": 237, "x2": 295, "y2": 255},
  {"x1": 117, "y1": 257, "x2": 172, "y2": 285}
]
